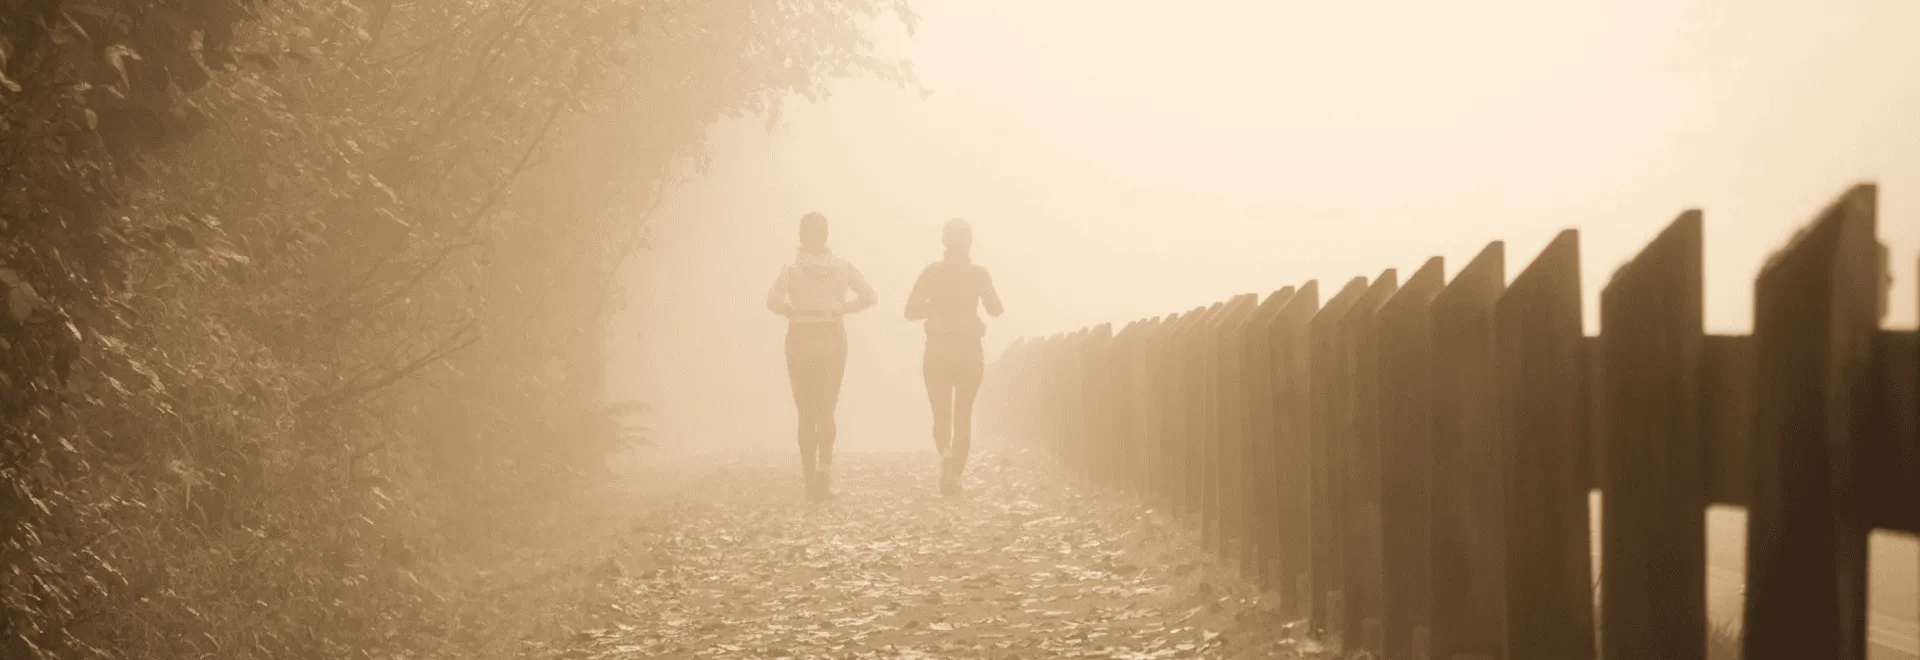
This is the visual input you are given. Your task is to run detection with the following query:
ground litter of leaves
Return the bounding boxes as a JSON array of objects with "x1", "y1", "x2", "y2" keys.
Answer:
[{"x1": 535, "y1": 448, "x2": 1330, "y2": 660}]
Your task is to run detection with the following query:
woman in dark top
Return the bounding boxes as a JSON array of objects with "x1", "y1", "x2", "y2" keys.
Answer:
[{"x1": 904, "y1": 218, "x2": 1004, "y2": 497}]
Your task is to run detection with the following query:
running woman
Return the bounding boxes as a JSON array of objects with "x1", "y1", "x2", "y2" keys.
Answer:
[
  {"x1": 766, "y1": 212, "x2": 878, "y2": 502},
  {"x1": 904, "y1": 218, "x2": 1004, "y2": 497}
]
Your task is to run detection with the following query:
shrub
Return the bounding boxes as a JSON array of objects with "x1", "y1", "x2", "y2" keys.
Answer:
[{"x1": 1, "y1": 0, "x2": 917, "y2": 656}]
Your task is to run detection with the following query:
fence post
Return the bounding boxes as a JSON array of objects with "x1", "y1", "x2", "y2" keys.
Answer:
[
  {"x1": 1864, "y1": 257, "x2": 1918, "y2": 534},
  {"x1": 1140, "y1": 316, "x2": 1170, "y2": 497},
  {"x1": 1119, "y1": 319, "x2": 1152, "y2": 497},
  {"x1": 1599, "y1": 212, "x2": 1705, "y2": 660},
  {"x1": 1211, "y1": 294, "x2": 1259, "y2": 561},
  {"x1": 1053, "y1": 331, "x2": 1071, "y2": 465},
  {"x1": 1112, "y1": 321, "x2": 1140, "y2": 492},
  {"x1": 1310, "y1": 276, "x2": 1371, "y2": 644},
  {"x1": 990, "y1": 337, "x2": 1006, "y2": 445},
  {"x1": 1192, "y1": 300, "x2": 1223, "y2": 533},
  {"x1": 1243, "y1": 287, "x2": 1297, "y2": 585},
  {"x1": 1496, "y1": 230, "x2": 1594, "y2": 660},
  {"x1": 1271, "y1": 282, "x2": 1321, "y2": 616},
  {"x1": 1136, "y1": 314, "x2": 1167, "y2": 506},
  {"x1": 1088, "y1": 323, "x2": 1116, "y2": 486},
  {"x1": 1744, "y1": 184, "x2": 1880, "y2": 660},
  {"x1": 1345, "y1": 270, "x2": 1400, "y2": 657},
  {"x1": 1160, "y1": 308, "x2": 1204, "y2": 512},
  {"x1": 1167, "y1": 308, "x2": 1199, "y2": 517},
  {"x1": 1123, "y1": 319, "x2": 1148, "y2": 495},
  {"x1": 1183, "y1": 302, "x2": 1227, "y2": 530},
  {"x1": 1430, "y1": 241, "x2": 1507, "y2": 660},
  {"x1": 1040, "y1": 334, "x2": 1060, "y2": 457},
  {"x1": 1380, "y1": 257, "x2": 1446, "y2": 660},
  {"x1": 1067, "y1": 329, "x2": 1088, "y2": 471}
]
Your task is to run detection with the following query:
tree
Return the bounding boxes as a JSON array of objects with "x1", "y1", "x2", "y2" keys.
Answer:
[{"x1": 0, "y1": 0, "x2": 917, "y2": 656}]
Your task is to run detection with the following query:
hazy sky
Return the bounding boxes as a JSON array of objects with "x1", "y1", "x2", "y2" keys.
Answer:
[{"x1": 612, "y1": 0, "x2": 1920, "y2": 451}]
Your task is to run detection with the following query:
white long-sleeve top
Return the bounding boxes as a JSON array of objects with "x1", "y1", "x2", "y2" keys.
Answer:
[{"x1": 766, "y1": 248, "x2": 878, "y2": 324}]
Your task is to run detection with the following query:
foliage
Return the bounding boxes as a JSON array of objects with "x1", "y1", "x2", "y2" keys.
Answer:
[
  {"x1": 0, "y1": 0, "x2": 916, "y2": 656},
  {"x1": 546, "y1": 451, "x2": 1255, "y2": 660}
]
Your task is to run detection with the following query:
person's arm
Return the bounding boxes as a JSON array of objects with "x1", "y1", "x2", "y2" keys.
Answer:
[
  {"x1": 904, "y1": 265, "x2": 932, "y2": 321},
  {"x1": 979, "y1": 267, "x2": 1004, "y2": 317},
  {"x1": 841, "y1": 263, "x2": 879, "y2": 316},
  {"x1": 766, "y1": 267, "x2": 793, "y2": 317}
]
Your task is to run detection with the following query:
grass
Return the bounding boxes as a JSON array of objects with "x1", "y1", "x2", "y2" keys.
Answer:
[
  {"x1": 1709, "y1": 619, "x2": 1742, "y2": 660},
  {"x1": 1593, "y1": 577, "x2": 1744, "y2": 660}
]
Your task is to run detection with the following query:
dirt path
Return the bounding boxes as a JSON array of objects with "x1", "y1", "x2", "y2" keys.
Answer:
[{"x1": 530, "y1": 448, "x2": 1306, "y2": 660}]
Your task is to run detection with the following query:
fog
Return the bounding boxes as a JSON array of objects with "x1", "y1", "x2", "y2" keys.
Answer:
[
  {"x1": 611, "y1": 0, "x2": 1920, "y2": 454},
  {"x1": 598, "y1": 1, "x2": 1920, "y2": 651}
]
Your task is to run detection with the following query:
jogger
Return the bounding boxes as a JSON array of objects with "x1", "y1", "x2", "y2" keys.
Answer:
[
  {"x1": 905, "y1": 218, "x2": 1003, "y2": 497},
  {"x1": 767, "y1": 212, "x2": 877, "y2": 502}
]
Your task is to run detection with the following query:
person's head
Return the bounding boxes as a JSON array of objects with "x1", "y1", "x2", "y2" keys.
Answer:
[
  {"x1": 798, "y1": 212, "x2": 828, "y2": 251},
  {"x1": 942, "y1": 218, "x2": 973, "y2": 254}
]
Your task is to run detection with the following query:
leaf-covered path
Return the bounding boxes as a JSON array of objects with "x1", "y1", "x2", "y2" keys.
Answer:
[{"x1": 540, "y1": 448, "x2": 1313, "y2": 659}]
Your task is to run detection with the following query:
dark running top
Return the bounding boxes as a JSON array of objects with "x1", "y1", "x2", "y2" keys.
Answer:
[{"x1": 904, "y1": 255, "x2": 1003, "y2": 340}]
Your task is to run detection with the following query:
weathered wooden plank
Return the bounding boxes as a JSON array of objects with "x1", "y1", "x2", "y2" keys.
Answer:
[
  {"x1": 1146, "y1": 312, "x2": 1186, "y2": 506},
  {"x1": 1029, "y1": 335, "x2": 1044, "y2": 448},
  {"x1": 1211, "y1": 294, "x2": 1260, "y2": 561},
  {"x1": 1579, "y1": 336, "x2": 1602, "y2": 492},
  {"x1": 1089, "y1": 323, "x2": 1118, "y2": 485},
  {"x1": 1125, "y1": 317, "x2": 1166, "y2": 497},
  {"x1": 1109, "y1": 321, "x2": 1143, "y2": 492},
  {"x1": 1119, "y1": 320, "x2": 1145, "y2": 492},
  {"x1": 1866, "y1": 328, "x2": 1919, "y2": 534},
  {"x1": 1744, "y1": 183, "x2": 1880, "y2": 660},
  {"x1": 1344, "y1": 269, "x2": 1400, "y2": 657},
  {"x1": 1181, "y1": 302, "x2": 1228, "y2": 528},
  {"x1": 1058, "y1": 331, "x2": 1083, "y2": 463},
  {"x1": 1309, "y1": 276, "x2": 1371, "y2": 643},
  {"x1": 1078, "y1": 326, "x2": 1098, "y2": 476},
  {"x1": 1150, "y1": 316, "x2": 1179, "y2": 504},
  {"x1": 1269, "y1": 281, "x2": 1321, "y2": 614},
  {"x1": 1075, "y1": 328, "x2": 1090, "y2": 473},
  {"x1": 1861, "y1": 246, "x2": 1917, "y2": 533},
  {"x1": 1599, "y1": 212, "x2": 1705, "y2": 660},
  {"x1": 1379, "y1": 257, "x2": 1445, "y2": 660},
  {"x1": 1497, "y1": 230, "x2": 1593, "y2": 660},
  {"x1": 1013, "y1": 336, "x2": 1035, "y2": 450},
  {"x1": 1078, "y1": 327, "x2": 1104, "y2": 478},
  {"x1": 1159, "y1": 308, "x2": 1206, "y2": 511},
  {"x1": 997, "y1": 338, "x2": 1029, "y2": 445},
  {"x1": 1429, "y1": 241, "x2": 1508, "y2": 660},
  {"x1": 1701, "y1": 335, "x2": 1754, "y2": 507},
  {"x1": 1243, "y1": 286, "x2": 1297, "y2": 585},
  {"x1": 1028, "y1": 335, "x2": 1044, "y2": 444}
]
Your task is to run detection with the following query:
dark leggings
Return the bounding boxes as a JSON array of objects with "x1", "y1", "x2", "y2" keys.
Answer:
[
  {"x1": 786, "y1": 322, "x2": 847, "y2": 475},
  {"x1": 924, "y1": 335, "x2": 984, "y2": 466}
]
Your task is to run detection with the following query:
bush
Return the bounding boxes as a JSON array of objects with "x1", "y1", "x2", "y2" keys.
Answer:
[{"x1": 1, "y1": 0, "x2": 917, "y2": 656}]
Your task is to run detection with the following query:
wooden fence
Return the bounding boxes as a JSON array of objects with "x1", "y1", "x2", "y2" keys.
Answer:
[{"x1": 978, "y1": 183, "x2": 1919, "y2": 660}]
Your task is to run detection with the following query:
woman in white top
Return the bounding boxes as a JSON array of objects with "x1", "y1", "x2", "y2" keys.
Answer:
[{"x1": 766, "y1": 212, "x2": 878, "y2": 502}]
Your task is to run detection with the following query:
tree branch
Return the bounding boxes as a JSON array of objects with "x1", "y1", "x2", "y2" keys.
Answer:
[
  {"x1": 301, "y1": 317, "x2": 482, "y2": 413},
  {"x1": 323, "y1": 99, "x2": 565, "y2": 328}
]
